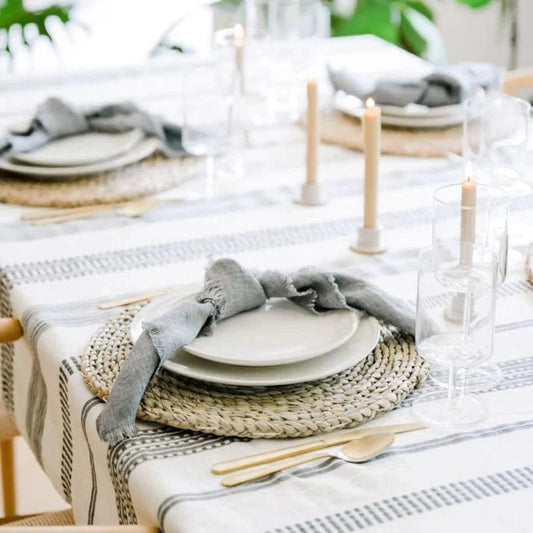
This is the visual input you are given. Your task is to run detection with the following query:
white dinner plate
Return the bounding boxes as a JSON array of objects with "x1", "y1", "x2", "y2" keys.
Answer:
[
  {"x1": 131, "y1": 295, "x2": 360, "y2": 367},
  {"x1": 11, "y1": 129, "x2": 144, "y2": 167},
  {"x1": 335, "y1": 92, "x2": 464, "y2": 129},
  {"x1": 160, "y1": 316, "x2": 380, "y2": 386},
  {"x1": 0, "y1": 136, "x2": 159, "y2": 180},
  {"x1": 381, "y1": 102, "x2": 465, "y2": 118}
]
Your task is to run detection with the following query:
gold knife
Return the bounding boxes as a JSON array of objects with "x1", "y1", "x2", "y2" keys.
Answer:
[{"x1": 211, "y1": 422, "x2": 426, "y2": 475}]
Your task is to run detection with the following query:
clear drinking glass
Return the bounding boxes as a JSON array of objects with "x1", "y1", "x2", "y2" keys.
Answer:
[
  {"x1": 433, "y1": 183, "x2": 510, "y2": 285},
  {"x1": 182, "y1": 62, "x2": 243, "y2": 197},
  {"x1": 243, "y1": 0, "x2": 325, "y2": 128},
  {"x1": 464, "y1": 92, "x2": 531, "y2": 195},
  {"x1": 414, "y1": 243, "x2": 497, "y2": 427},
  {"x1": 431, "y1": 183, "x2": 510, "y2": 392}
]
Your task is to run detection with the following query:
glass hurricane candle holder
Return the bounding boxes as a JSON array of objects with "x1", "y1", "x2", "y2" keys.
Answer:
[{"x1": 414, "y1": 242, "x2": 497, "y2": 427}]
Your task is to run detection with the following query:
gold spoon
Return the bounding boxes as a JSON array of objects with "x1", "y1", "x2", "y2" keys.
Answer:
[{"x1": 221, "y1": 432, "x2": 395, "y2": 487}]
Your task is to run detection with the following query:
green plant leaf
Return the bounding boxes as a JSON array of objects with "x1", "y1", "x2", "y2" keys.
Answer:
[
  {"x1": 331, "y1": 0, "x2": 401, "y2": 45},
  {"x1": 405, "y1": 0, "x2": 435, "y2": 21},
  {"x1": 454, "y1": 0, "x2": 494, "y2": 8},
  {"x1": 0, "y1": 0, "x2": 74, "y2": 59},
  {"x1": 400, "y1": 6, "x2": 446, "y2": 65}
]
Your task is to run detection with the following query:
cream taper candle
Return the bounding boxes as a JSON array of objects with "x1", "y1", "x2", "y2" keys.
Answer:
[
  {"x1": 460, "y1": 163, "x2": 477, "y2": 264},
  {"x1": 306, "y1": 78, "x2": 318, "y2": 186},
  {"x1": 233, "y1": 23, "x2": 245, "y2": 95},
  {"x1": 363, "y1": 98, "x2": 381, "y2": 228}
]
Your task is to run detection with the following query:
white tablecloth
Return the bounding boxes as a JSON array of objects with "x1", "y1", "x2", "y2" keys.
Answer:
[{"x1": 1, "y1": 36, "x2": 533, "y2": 533}]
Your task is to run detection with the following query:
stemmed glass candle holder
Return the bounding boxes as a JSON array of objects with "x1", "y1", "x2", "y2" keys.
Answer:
[
  {"x1": 414, "y1": 242, "x2": 497, "y2": 427},
  {"x1": 433, "y1": 183, "x2": 510, "y2": 286},
  {"x1": 431, "y1": 182, "x2": 509, "y2": 391}
]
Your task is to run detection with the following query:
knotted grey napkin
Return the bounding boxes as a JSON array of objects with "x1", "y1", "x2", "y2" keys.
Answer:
[
  {"x1": 96, "y1": 258, "x2": 415, "y2": 444},
  {"x1": 0, "y1": 97, "x2": 184, "y2": 157},
  {"x1": 329, "y1": 62, "x2": 500, "y2": 108}
]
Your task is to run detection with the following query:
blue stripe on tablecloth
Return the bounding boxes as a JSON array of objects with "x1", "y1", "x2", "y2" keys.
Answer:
[
  {"x1": 59, "y1": 357, "x2": 78, "y2": 504},
  {"x1": 268, "y1": 464, "x2": 533, "y2": 532},
  {"x1": 0, "y1": 164, "x2": 459, "y2": 243},
  {"x1": 156, "y1": 419, "x2": 533, "y2": 529},
  {"x1": 81, "y1": 397, "x2": 103, "y2": 524},
  {"x1": 107, "y1": 428, "x2": 242, "y2": 524}
]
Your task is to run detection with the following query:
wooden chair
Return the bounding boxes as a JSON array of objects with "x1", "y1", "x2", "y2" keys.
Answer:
[
  {"x1": 0, "y1": 319, "x2": 158, "y2": 532},
  {"x1": 502, "y1": 68, "x2": 533, "y2": 95}
]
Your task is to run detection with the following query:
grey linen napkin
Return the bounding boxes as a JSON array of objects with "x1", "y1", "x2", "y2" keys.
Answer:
[
  {"x1": 96, "y1": 258, "x2": 415, "y2": 444},
  {"x1": 0, "y1": 97, "x2": 184, "y2": 157},
  {"x1": 329, "y1": 62, "x2": 500, "y2": 108}
]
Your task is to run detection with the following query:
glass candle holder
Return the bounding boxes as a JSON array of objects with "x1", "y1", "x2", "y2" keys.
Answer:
[
  {"x1": 414, "y1": 242, "x2": 497, "y2": 427},
  {"x1": 432, "y1": 183, "x2": 510, "y2": 286}
]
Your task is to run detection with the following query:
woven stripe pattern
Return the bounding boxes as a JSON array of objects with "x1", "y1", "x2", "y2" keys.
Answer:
[
  {"x1": 0, "y1": 155, "x2": 199, "y2": 207},
  {"x1": 81, "y1": 304, "x2": 428, "y2": 439}
]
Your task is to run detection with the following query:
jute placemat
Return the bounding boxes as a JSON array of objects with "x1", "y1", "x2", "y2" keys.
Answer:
[
  {"x1": 320, "y1": 111, "x2": 462, "y2": 158},
  {"x1": 81, "y1": 303, "x2": 428, "y2": 439},
  {"x1": 0, "y1": 155, "x2": 200, "y2": 208}
]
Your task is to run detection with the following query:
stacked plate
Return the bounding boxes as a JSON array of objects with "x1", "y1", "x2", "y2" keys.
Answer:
[
  {"x1": 0, "y1": 129, "x2": 159, "y2": 180},
  {"x1": 334, "y1": 91, "x2": 465, "y2": 129},
  {"x1": 130, "y1": 294, "x2": 381, "y2": 387}
]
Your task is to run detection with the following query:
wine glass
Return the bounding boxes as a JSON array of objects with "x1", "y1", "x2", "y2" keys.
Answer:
[
  {"x1": 464, "y1": 92, "x2": 531, "y2": 195},
  {"x1": 181, "y1": 61, "x2": 243, "y2": 198},
  {"x1": 413, "y1": 242, "x2": 497, "y2": 427},
  {"x1": 430, "y1": 182, "x2": 509, "y2": 392}
]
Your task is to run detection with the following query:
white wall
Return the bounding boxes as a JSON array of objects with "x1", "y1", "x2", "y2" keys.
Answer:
[{"x1": 430, "y1": 0, "x2": 533, "y2": 69}]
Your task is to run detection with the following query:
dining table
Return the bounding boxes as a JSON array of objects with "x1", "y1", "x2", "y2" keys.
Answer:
[{"x1": 0, "y1": 35, "x2": 532, "y2": 533}]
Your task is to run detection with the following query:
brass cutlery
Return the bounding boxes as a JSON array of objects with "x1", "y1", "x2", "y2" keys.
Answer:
[
  {"x1": 97, "y1": 289, "x2": 176, "y2": 310},
  {"x1": 212, "y1": 422, "x2": 426, "y2": 475},
  {"x1": 221, "y1": 432, "x2": 395, "y2": 487}
]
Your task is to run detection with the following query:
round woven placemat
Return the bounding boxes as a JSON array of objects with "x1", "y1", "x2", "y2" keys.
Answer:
[
  {"x1": 81, "y1": 304, "x2": 428, "y2": 439},
  {"x1": 0, "y1": 155, "x2": 200, "y2": 207},
  {"x1": 320, "y1": 111, "x2": 462, "y2": 158}
]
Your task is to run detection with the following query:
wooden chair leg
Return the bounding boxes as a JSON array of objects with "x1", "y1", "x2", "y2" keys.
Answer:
[{"x1": 0, "y1": 439, "x2": 16, "y2": 518}]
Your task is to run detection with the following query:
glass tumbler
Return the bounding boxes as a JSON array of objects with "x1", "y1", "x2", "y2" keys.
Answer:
[{"x1": 414, "y1": 242, "x2": 498, "y2": 427}]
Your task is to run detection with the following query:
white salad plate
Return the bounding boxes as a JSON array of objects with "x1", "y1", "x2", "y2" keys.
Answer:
[
  {"x1": 159, "y1": 315, "x2": 380, "y2": 386},
  {"x1": 11, "y1": 129, "x2": 144, "y2": 167},
  {"x1": 0, "y1": 136, "x2": 159, "y2": 180},
  {"x1": 335, "y1": 92, "x2": 464, "y2": 129},
  {"x1": 131, "y1": 295, "x2": 360, "y2": 367}
]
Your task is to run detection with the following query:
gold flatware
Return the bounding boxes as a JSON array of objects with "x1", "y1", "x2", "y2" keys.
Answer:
[
  {"x1": 211, "y1": 422, "x2": 426, "y2": 475},
  {"x1": 31, "y1": 205, "x2": 117, "y2": 225},
  {"x1": 221, "y1": 432, "x2": 395, "y2": 487},
  {"x1": 116, "y1": 198, "x2": 162, "y2": 218},
  {"x1": 97, "y1": 289, "x2": 176, "y2": 310},
  {"x1": 21, "y1": 203, "x2": 121, "y2": 222}
]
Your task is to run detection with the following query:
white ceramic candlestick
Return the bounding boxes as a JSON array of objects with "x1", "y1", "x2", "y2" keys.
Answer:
[
  {"x1": 351, "y1": 98, "x2": 385, "y2": 254},
  {"x1": 296, "y1": 78, "x2": 325, "y2": 206}
]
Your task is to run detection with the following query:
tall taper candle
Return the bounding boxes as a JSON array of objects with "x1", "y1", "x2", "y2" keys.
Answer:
[
  {"x1": 362, "y1": 98, "x2": 381, "y2": 228},
  {"x1": 460, "y1": 163, "x2": 477, "y2": 264},
  {"x1": 306, "y1": 78, "x2": 318, "y2": 185},
  {"x1": 233, "y1": 23, "x2": 245, "y2": 95}
]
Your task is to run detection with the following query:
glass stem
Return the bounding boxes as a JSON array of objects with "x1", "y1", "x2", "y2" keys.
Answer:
[
  {"x1": 447, "y1": 366, "x2": 466, "y2": 411},
  {"x1": 206, "y1": 154, "x2": 215, "y2": 199}
]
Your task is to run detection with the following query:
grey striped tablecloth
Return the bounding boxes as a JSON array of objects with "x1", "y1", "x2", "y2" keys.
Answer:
[{"x1": 1, "y1": 37, "x2": 533, "y2": 533}]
